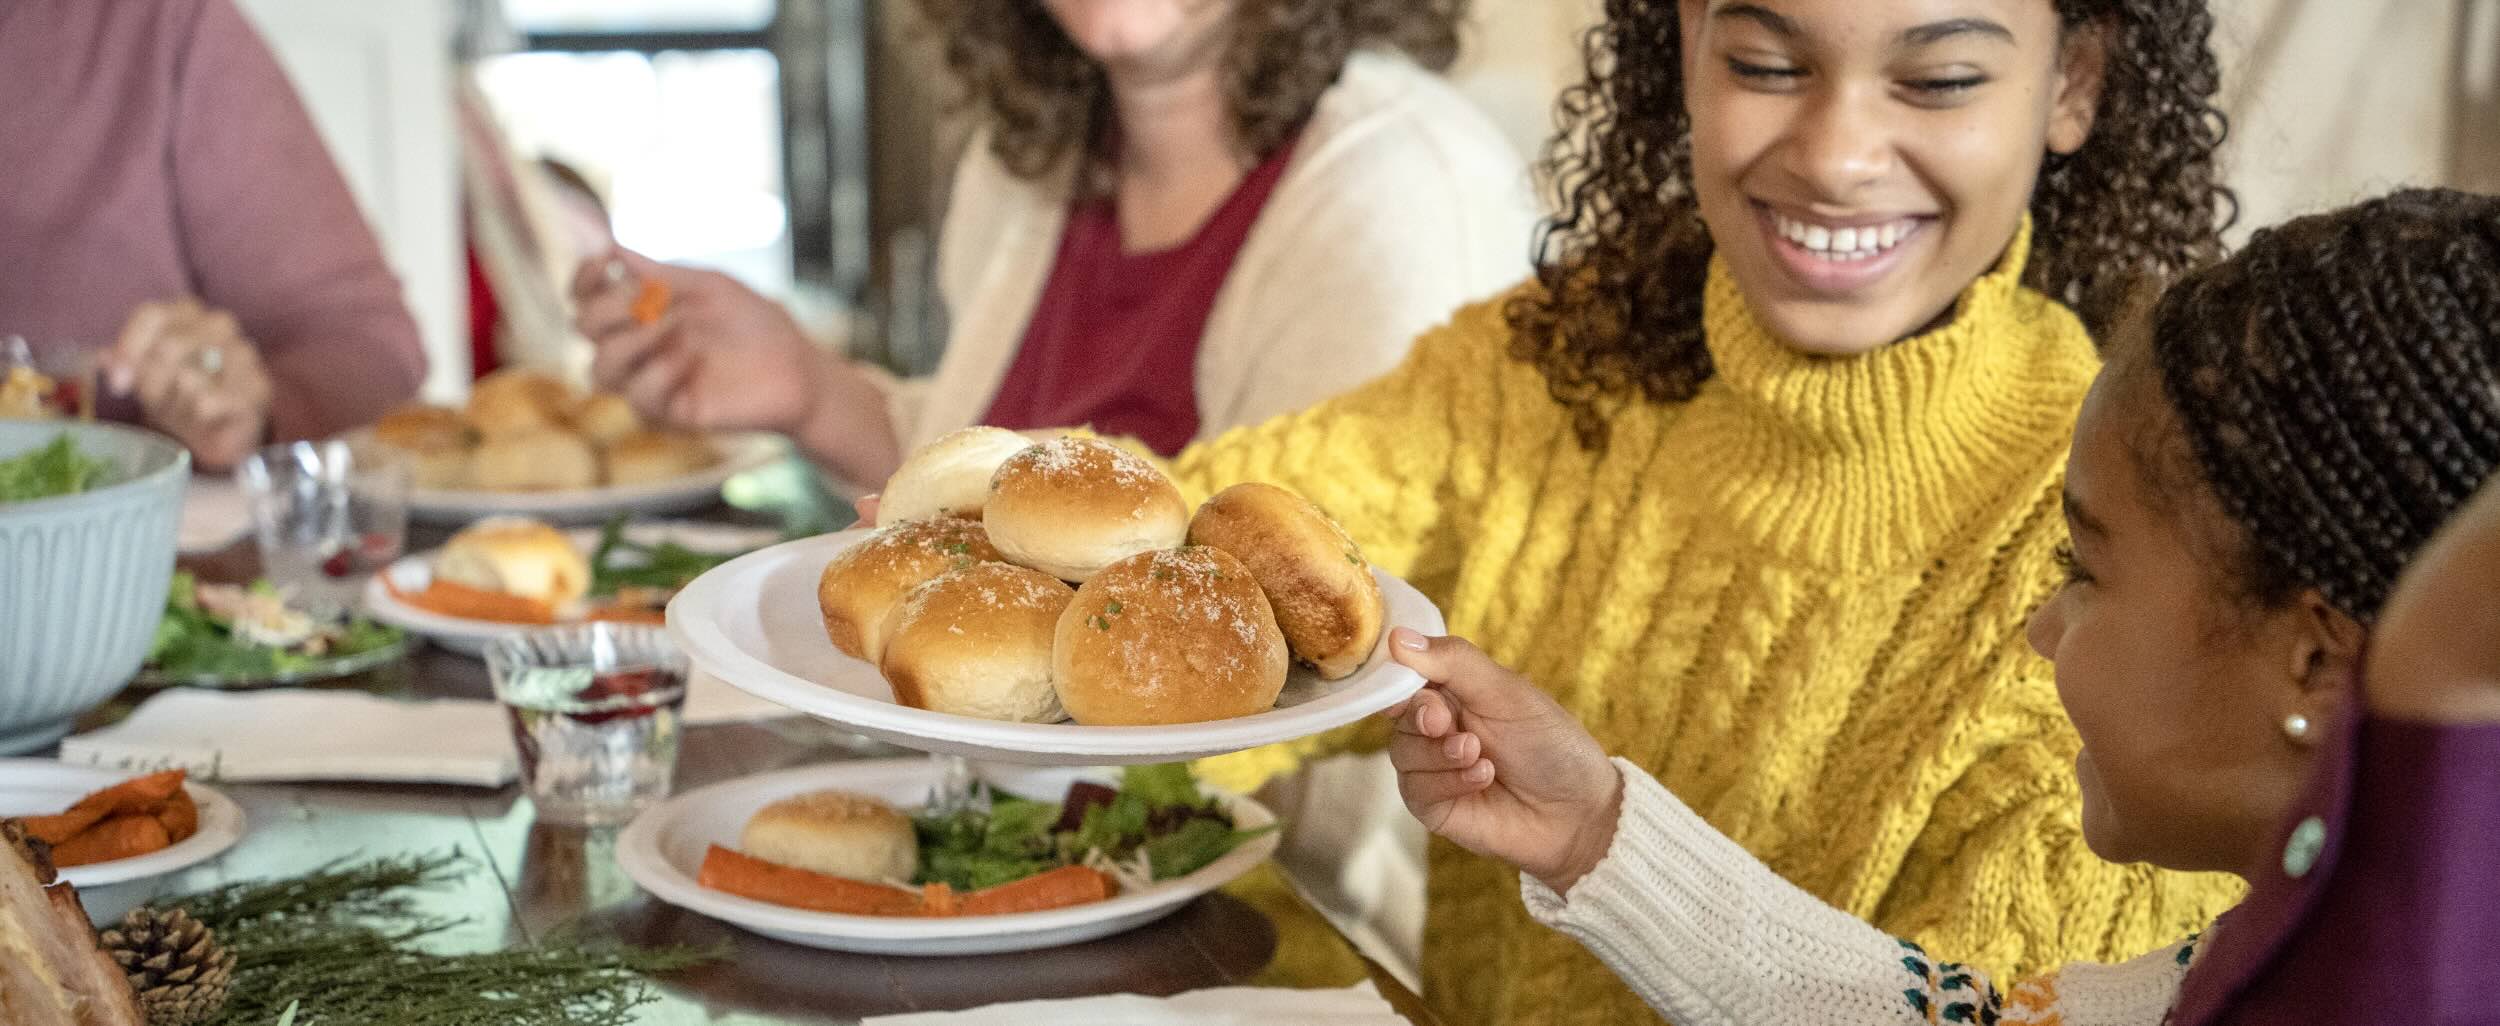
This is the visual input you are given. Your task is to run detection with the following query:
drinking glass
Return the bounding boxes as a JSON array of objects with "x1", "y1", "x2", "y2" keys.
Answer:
[
  {"x1": 487, "y1": 623, "x2": 689, "y2": 826},
  {"x1": 237, "y1": 440, "x2": 408, "y2": 618}
]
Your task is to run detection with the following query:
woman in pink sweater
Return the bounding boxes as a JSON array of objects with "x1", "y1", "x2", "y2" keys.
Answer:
[{"x1": 0, "y1": 0, "x2": 425, "y2": 469}]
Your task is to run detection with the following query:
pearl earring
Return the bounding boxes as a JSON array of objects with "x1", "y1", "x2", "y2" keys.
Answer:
[{"x1": 2283, "y1": 713, "x2": 2314, "y2": 744}]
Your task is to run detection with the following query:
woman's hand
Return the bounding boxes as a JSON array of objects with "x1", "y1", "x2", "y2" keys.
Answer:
[
  {"x1": 570, "y1": 249, "x2": 903, "y2": 484},
  {"x1": 2367, "y1": 475, "x2": 2500, "y2": 724},
  {"x1": 103, "y1": 298, "x2": 272, "y2": 472},
  {"x1": 1384, "y1": 629, "x2": 1624, "y2": 894}
]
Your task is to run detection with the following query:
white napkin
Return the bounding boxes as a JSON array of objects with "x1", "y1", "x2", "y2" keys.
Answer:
[
  {"x1": 682, "y1": 667, "x2": 799, "y2": 726},
  {"x1": 179, "y1": 473, "x2": 252, "y2": 553},
  {"x1": 59, "y1": 689, "x2": 517, "y2": 786},
  {"x1": 860, "y1": 983, "x2": 1409, "y2": 1026}
]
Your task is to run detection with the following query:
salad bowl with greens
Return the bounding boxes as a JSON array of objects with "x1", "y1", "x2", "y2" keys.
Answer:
[{"x1": 0, "y1": 420, "x2": 187, "y2": 753}]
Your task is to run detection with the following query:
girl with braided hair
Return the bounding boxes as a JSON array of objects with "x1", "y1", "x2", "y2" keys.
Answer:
[{"x1": 1380, "y1": 187, "x2": 2500, "y2": 1024}]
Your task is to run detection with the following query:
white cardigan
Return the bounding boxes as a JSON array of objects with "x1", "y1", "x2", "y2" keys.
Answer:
[
  {"x1": 880, "y1": 50, "x2": 1540, "y2": 455},
  {"x1": 1525, "y1": 760, "x2": 2199, "y2": 1025}
]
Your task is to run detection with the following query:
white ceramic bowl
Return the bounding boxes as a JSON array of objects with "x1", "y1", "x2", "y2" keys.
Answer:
[
  {"x1": 667, "y1": 530, "x2": 1442, "y2": 766},
  {"x1": 0, "y1": 421, "x2": 188, "y2": 754}
]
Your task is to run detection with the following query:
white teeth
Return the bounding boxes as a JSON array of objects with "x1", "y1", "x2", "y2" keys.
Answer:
[{"x1": 1770, "y1": 211, "x2": 1918, "y2": 261}]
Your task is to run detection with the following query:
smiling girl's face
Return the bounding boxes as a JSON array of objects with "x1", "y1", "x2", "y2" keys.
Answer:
[{"x1": 1679, "y1": 0, "x2": 2105, "y2": 355}]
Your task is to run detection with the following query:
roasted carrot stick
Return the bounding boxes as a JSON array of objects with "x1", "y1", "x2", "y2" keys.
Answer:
[
  {"x1": 697, "y1": 846, "x2": 924, "y2": 917},
  {"x1": 152, "y1": 790, "x2": 198, "y2": 844},
  {"x1": 49, "y1": 813, "x2": 172, "y2": 867},
  {"x1": 387, "y1": 577, "x2": 556, "y2": 624},
  {"x1": 22, "y1": 770, "x2": 188, "y2": 845},
  {"x1": 957, "y1": 865, "x2": 1115, "y2": 916}
]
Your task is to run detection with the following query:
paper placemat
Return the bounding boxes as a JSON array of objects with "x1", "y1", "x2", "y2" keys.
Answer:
[{"x1": 60, "y1": 689, "x2": 517, "y2": 787}]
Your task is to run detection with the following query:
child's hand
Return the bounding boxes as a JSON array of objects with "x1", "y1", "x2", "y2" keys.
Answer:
[
  {"x1": 1384, "y1": 629, "x2": 1623, "y2": 894},
  {"x1": 2369, "y1": 475, "x2": 2500, "y2": 724}
]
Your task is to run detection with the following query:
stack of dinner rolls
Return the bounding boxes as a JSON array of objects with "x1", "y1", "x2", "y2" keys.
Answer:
[
  {"x1": 370, "y1": 368, "x2": 718, "y2": 491},
  {"x1": 816, "y1": 428, "x2": 1387, "y2": 726}
]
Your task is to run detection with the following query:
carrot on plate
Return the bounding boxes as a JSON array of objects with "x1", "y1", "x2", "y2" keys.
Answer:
[
  {"x1": 22, "y1": 770, "x2": 188, "y2": 846},
  {"x1": 957, "y1": 865, "x2": 1116, "y2": 916},
  {"x1": 697, "y1": 845, "x2": 924, "y2": 917},
  {"x1": 49, "y1": 813, "x2": 173, "y2": 868},
  {"x1": 388, "y1": 577, "x2": 556, "y2": 625}
]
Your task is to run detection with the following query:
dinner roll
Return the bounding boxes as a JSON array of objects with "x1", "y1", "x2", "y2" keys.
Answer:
[
  {"x1": 816, "y1": 517, "x2": 1003, "y2": 664},
  {"x1": 740, "y1": 790, "x2": 917, "y2": 884},
  {"x1": 470, "y1": 427, "x2": 600, "y2": 492},
  {"x1": 603, "y1": 429, "x2": 715, "y2": 486},
  {"x1": 568, "y1": 392, "x2": 642, "y2": 446},
  {"x1": 881, "y1": 427, "x2": 1033, "y2": 524},
  {"x1": 434, "y1": 516, "x2": 590, "y2": 606},
  {"x1": 1186, "y1": 483, "x2": 1386, "y2": 679},
  {"x1": 465, "y1": 368, "x2": 576, "y2": 439},
  {"x1": 370, "y1": 404, "x2": 475, "y2": 489},
  {"x1": 882, "y1": 563, "x2": 1074, "y2": 723},
  {"x1": 984, "y1": 438, "x2": 1186, "y2": 582},
  {"x1": 1053, "y1": 546, "x2": 1288, "y2": 726}
]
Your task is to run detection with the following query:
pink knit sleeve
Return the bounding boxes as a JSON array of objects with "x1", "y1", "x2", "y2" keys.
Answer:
[{"x1": 168, "y1": 0, "x2": 427, "y2": 441}]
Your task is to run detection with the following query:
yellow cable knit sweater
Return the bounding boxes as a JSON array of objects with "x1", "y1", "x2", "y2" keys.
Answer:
[{"x1": 1175, "y1": 233, "x2": 2243, "y2": 1025}]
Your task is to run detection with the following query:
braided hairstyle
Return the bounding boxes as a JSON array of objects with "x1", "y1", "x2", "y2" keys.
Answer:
[
  {"x1": 1508, "y1": 0, "x2": 2234, "y2": 448},
  {"x1": 2148, "y1": 188, "x2": 2500, "y2": 623}
]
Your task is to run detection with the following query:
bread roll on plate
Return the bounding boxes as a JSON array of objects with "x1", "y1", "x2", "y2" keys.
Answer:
[
  {"x1": 434, "y1": 516, "x2": 590, "y2": 606},
  {"x1": 880, "y1": 426, "x2": 1032, "y2": 523},
  {"x1": 603, "y1": 429, "x2": 716, "y2": 486},
  {"x1": 740, "y1": 790, "x2": 917, "y2": 883},
  {"x1": 465, "y1": 368, "x2": 575, "y2": 439},
  {"x1": 1054, "y1": 546, "x2": 1288, "y2": 726},
  {"x1": 470, "y1": 427, "x2": 600, "y2": 492},
  {"x1": 817, "y1": 517, "x2": 1003, "y2": 664},
  {"x1": 370, "y1": 404, "x2": 475, "y2": 489},
  {"x1": 568, "y1": 392, "x2": 643, "y2": 446},
  {"x1": 1186, "y1": 483, "x2": 1385, "y2": 679},
  {"x1": 984, "y1": 438, "x2": 1187, "y2": 582},
  {"x1": 882, "y1": 562, "x2": 1074, "y2": 723}
]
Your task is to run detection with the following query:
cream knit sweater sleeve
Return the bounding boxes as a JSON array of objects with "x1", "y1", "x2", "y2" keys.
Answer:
[{"x1": 1520, "y1": 759, "x2": 2195, "y2": 1026}]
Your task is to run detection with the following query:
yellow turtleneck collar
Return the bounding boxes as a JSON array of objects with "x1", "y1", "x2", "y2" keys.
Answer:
[{"x1": 1676, "y1": 219, "x2": 2102, "y2": 569}]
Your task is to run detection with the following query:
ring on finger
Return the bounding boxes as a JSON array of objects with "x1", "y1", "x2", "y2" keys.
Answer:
[{"x1": 192, "y1": 344, "x2": 225, "y2": 379}]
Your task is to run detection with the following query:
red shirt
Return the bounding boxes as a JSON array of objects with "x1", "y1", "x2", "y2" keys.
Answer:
[{"x1": 981, "y1": 138, "x2": 1299, "y2": 455}]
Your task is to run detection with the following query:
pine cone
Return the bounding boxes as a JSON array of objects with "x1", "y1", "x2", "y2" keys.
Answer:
[{"x1": 99, "y1": 907, "x2": 236, "y2": 1026}]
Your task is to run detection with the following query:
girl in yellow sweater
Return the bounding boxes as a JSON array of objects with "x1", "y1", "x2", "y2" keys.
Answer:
[
  {"x1": 1156, "y1": 0, "x2": 2248, "y2": 1022},
  {"x1": 863, "y1": 0, "x2": 2242, "y2": 1020}
]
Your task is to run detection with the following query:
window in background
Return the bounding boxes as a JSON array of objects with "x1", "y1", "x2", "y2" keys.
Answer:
[{"x1": 501, "y1": 0, "x2": 774, "y2": 32}]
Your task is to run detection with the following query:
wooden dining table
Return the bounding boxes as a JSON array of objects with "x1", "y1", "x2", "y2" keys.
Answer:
[{"x1": 58, "y1": 475, "x2": 1443, "y2": 1025}]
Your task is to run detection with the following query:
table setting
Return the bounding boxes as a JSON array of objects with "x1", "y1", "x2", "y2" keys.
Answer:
[{"x1": 0, "y1": 410, "x2": 1448, "y2": 1025}]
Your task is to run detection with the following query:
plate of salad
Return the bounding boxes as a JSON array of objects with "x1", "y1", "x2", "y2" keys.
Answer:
[
  {"x1": 136, "y1": 572, "x2": 408, "y2": 688},
  {"x1": 367, "y1": 517, "x2": 780, "y2": 655},
  {"x1": 616, "y1": 759, "x2": 1280, "y2": 955}
]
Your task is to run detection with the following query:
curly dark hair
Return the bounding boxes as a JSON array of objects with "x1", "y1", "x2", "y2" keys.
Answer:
[
  {"x1": 914, "y1": 0, "x2": 1467, "y2": 191},
  {"x1": 2145, "y1": 188, "x2": 2500, "y2": 623},
  {"x1": 1510, "y1": 0, "x2": 2236, "y2": 448}
]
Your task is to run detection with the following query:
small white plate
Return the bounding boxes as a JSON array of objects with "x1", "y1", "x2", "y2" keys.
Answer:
[
  {"x1": 0, "y1": 760, "x2": 245, "y2": 888},
  {"x1": 366, "y1": 521, "x2": 782, "y2": 656},
  {"x1": 615, "y1": 758, "x2": 1279, "y2": 955},
  {"x1": 398, "y1": 433, "x2": 784, "y2": 526},
  {"x1": 667, "y1": 531, "x2": 1443, "y2": 766}
]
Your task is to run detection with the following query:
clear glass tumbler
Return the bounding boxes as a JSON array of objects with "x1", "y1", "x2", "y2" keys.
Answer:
[
  {"x1": 486, "y1": 623, "x2": 689, "y2": 826},
  {"x1": 236, "y1": 440, "x2": 408, "y2": 618}
]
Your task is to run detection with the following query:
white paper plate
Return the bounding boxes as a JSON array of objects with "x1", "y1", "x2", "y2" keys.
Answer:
[
  {"x1": 366, "y1": 522, "x2": 783, "y2": 656},
  {"x1": 668, "y1": 531, "x2": 1443, "y2": 766},
  {"x1": 0, "y1": 760, "x2": 245, "y2": 888},
  {"x1": 615, "y1": 758, "x2": 1279, "y2": 955},
  {"x1": 398, "y1": 432, "x2": 784, "y2": 525}
]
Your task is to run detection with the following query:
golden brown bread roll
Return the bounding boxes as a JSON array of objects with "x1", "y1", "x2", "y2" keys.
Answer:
[
  {"x1": 1186, "y1": 483, "x2": 1386, "y2": 679},
  {"x1": 816, "y1": 517, "x2": 1004, "y2": 664},
  {"x1": 370, "y1": 404, "x2": 476, "y2": 489},
  {"x1": 602, "y1": 429, "x2": 716, "y2": 486},
  {"x1": 739, "y1": 790, "x2": 918, "y2": 883},
  {"x1": 1053, "y1": 546, "x2": 1288, "y2": 726},
  {"x1": 983, "y1": 438, "x2": 1187, "y2": 582},
  {"x1": 568, "y1": 392, "x2": 643, "y2": 446},
  {"x1": 882, "y1": 562, "x2": 1074, "y2": 723},
  {"x1": 880, "y1": 426, "x2": 1034, "y2": 523},
  {"x1": 433, "y1": 516, "x2": 590, "y2": 606},
  {"x1": 465, "y1": 368, "x2": 577, "y2": 439},
  {"x1": 469, "y1": 427, "x2": 600, "y2": 492}
]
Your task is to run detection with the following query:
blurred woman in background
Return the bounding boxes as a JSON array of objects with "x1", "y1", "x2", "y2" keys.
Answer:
[
  {"x1": 575, "y1": 0, "x2": 1537, "y2": 486},
  {"x1": 0, "y1": 0, "x2": 427, "y2": 470}
]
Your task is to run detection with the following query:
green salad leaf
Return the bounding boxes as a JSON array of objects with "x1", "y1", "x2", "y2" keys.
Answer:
[
  {"x1": 145, "y1": 571, "x2": 405, "y2": 681},
  {"x1": 910, "y1": 764, "x2": 1275, "y2": 893},
  {"x1": 0, "y1": 433, "x2": 110, "y2": 503},
  {"x1": 587, "y1": 515, "x2": 749, "y2": 597}
]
